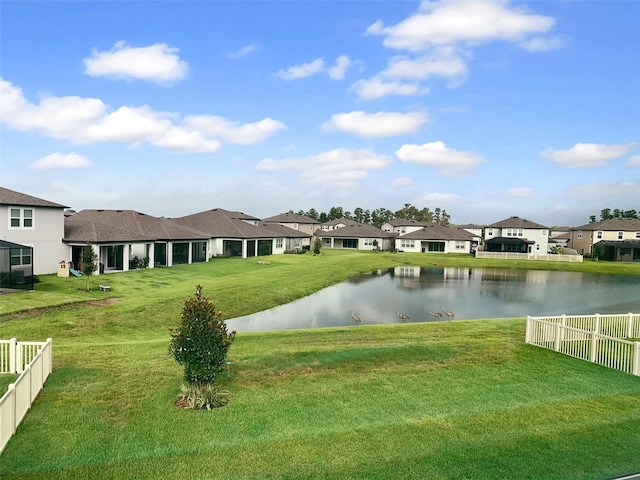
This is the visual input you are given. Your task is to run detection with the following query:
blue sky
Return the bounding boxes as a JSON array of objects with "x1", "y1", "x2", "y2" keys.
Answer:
[{"x1": 1, "y1": 0, "x2": 638, "y2": 226}]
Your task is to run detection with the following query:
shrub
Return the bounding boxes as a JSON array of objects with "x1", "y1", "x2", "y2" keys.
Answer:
[
  {"x1": 177, "y1": 383, "x2": 229, "y2": 410},
  {"x1": 169, "y1": 285, "x2": 236, "y2": 385},
  {"x1": 313, "y1": 238, "x2": 322, "y2": 255}
]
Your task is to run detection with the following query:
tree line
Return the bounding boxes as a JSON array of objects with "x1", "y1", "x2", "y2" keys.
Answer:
[
  {"x1": 288, "y1": 203, "x2": 451, "y2": 227},
  {"x1": 589, "y1": 208, "x2": 638, "y2": 223}
]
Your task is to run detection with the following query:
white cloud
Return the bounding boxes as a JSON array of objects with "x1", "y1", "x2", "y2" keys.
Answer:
[
  {"x1": 416, "y1": 192, "x2": 464, "y2": 204},
  {"x1": 350, "y1": 78, "x2": 428, "y2": 100},
  {"x1": 275, "y1": 58, "x2": 325, "y2": 80},
  {"x1": 626, "y1": 155, "x2": 640, "y2": 167},
  {"x1": 322, "y1": 111, "x2": 428, "y2": 138},
  {"x1": 228, "y1": 44, "x2": 259, "y2": 59},
  {"x1": 0, "y1": 77, "x2": 283, "y2": 153},
  {"x1": 328, "y1": 55, "x2": 352, "y2": 80},
  {"x1": 83, "y1": 41, "x2": 188, "y2": 84},
  {"x1": 396, "y1": 141, "x2": 485, "y2": 177},
  {"x1": 506, "y1": 187, "x2": 535, "y2": 198},
  {"x1": 184, "y1": 115, "x2": 286, "y2": 144},
  {"x1": 541, "y1": 142, "x2": 638, "y2": 168},
  {"x1": 257, "y1": 148, "x2": 393, "y2": 188},
  {"x1": 381, "y1": 47, "x2": 467, "y2": 80},
  {"x1": 519, "y1": 36, "x2": 565, "y2": 52},
  {"x1": 392, "y1": 177, "x2": 414, "y2": 187},
  {"x1": 366, "y1": 0, "x2": 556, "y2": 51},
  {"x1": 30, "y1": 152, "x2": 91, "y2": 169}
]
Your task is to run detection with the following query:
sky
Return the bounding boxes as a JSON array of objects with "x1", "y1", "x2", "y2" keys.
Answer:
[{"x1": 1, "y1": 0, "x2": 638, "y2": 227}]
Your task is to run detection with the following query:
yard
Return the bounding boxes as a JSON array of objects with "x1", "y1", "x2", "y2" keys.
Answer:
[{"x1": 1, "y1": 251, "x2": 640, "y2": 479}]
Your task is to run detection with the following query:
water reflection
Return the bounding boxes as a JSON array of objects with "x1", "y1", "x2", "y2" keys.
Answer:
[{"x1": 226, "y1": 267, "x2": 640, "y2": 333}]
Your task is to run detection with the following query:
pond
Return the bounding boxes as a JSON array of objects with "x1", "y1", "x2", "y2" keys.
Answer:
[{"x1": 226, "y1": 267, "x2": 640, "y2": 333}]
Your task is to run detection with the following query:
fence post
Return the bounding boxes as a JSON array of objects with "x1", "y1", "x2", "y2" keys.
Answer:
[
  {"x1": 594, "y1": 313, "x2": 600, "y2": 335},
  {"x1": 554, "y1": 322, "x2": 562, "y2": 352},
  {"x1": 9, "y1": 338, "x2": 17, "y2": 374},
  {"x1": 633, "y1": 342, "x2": 640, "y2": 377},
  {"x1": 525, "y1": 316, "x2": 531, "y2": 343},
  {"x1": 590, "y1": 332, "x2": 598, "y2": 363},
  {"x1": 627, "y1": 313, "x2": 634, "y2": 339}
]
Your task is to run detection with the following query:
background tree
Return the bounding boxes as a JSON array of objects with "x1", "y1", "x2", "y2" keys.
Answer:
[
  {"x1": 81, "y1": 244, "x2": 97, "y2": 291},
  {"x1": 169, "y1": 285, "x2": 236, "y2": 386}
]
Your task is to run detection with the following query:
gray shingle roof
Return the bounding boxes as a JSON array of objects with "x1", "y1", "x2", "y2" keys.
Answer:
[
  {"x1": 262, "y1": 212, "x2": 320, "y2": 225},
  {"x1": 487, "y1": 216, "x2": 547, "y2": 229},
  {"x1": 572, "y1": 218, "x2": 640, "y2": 231},
  {"x1": 316, "y1": 223, "x2": 396, "y2": 238},
  {"x1": 64, "y1": 210, "x2": 210, "y2": 243},
  {"x1": 174, "y1": 208, "x2": 283, "y2": 239},
  {"x1": 387, "y1": 219, "x2": 432, "y2": 227},
  {"x1": 398, "y1": 224, "x2": 476, "y2": 241},
  {"x1": 0, "y1": 187, "x2": 68, "y2": 208}
]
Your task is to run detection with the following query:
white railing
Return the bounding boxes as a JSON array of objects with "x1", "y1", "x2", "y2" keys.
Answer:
[
  {"x1": 526, "y1": 314, "x2": 640, "y2": 376},
  {"x1": 476, "y1": 252, "x2": 583, "y2": 262},
  {"x1": 0, "y1": 338, "x2": 52, "y2": 455}
]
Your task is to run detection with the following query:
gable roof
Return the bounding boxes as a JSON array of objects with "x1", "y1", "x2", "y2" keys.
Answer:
[
  {"x1": 262, "y1": 212, "x2": 320, "y2": 225},
  {"x1": 64, "y1": 210, "x2": 209, "y2": 243},
  {"x1": 572, "y1": 218, "x2": 640, "y2": 231},
  {"x1": 398, "y1": 224, "x2": 476, "y2": 241},
  {"x1": 487, "y1": 216, "x2": 547, "y2": 229},
  {"x1": 0, "y1": 187, "x2": 68, "y2": 208},
  {"x1": 321, "y1": 217, "x2": 360, "y2": 227},
  {"x1": 174, "y1": 208, "x2": 282, "y2": 239},
  {"x1": 316, "y1": 223, "x2": 396, "y2": 239},
  {"x1": 385, "y1": 219, "x2": 432, "y2": 228},
  {"x1": 258, "y1": 222, "x2": 310, "y2": 238}
]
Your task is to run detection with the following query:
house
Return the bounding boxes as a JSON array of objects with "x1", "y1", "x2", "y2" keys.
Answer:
[
  {"x1": 320, "y1": 217, "x2": 359, "y2": 231},
  {"x1": 396, "y1": 224, "x2": 476, "y2": 254},
  {"x1": 261, "y1": 212, "x2": 319, "y2": 250},
  {"x1": 456, "y1": 224, "x2": 483, "y2": 252},
  {"x1": 64, "y1": 209, "x2": 212, "y2": 272},
  {"x1": 258, "y1": 222, "x2": 311, "y2": 252},
  {"x1": 0, "y1": 187, "x2": 68, "y2": 274},
  {"x1": 483, "y1": 216, "x2": 549, "y2": 254},
  {"x1": 0, "y1": 240, "x2": 34, "y2": 290},
  {"x1": 380, "y1": 219, "x2": 432, "y2": 235},
  {"x1": 570, "y1": 218, "x2": 640, "y2": 261},
  {"x1": 314, "y1": 223, "x2": 396, "y2": 251},
  {"x1": 173, "y1": 208, "x2": 293, "y2": 258}
]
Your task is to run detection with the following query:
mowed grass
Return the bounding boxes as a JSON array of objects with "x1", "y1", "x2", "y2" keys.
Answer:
[{"x1": 1, "y1": 250, "x2": 640, "y2": 479}]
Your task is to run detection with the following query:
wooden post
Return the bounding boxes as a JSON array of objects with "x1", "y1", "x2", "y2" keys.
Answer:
[
  {"x1": 594, "y1": 313, "x2": 600, "y2": 335},
  {"x1": 554, "y1": 322, "x2": 562, "y2": 352},
  {"x1": 9, "y1": 338, "x2": 17, "y2": 374},
  {"x1": 627, "y1": 313, "x2": 634, "y2": 339}
]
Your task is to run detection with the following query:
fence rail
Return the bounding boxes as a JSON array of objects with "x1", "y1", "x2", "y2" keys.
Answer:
[
  {"x1": 526, "y1": 314, "x2": 640, "y2": 376},
  {"x1": 476, "y1": 252, "x2": 583, "y2": 262},
  {"x1": 0, "y1": 338, "x2": 52, "y2": 455}
]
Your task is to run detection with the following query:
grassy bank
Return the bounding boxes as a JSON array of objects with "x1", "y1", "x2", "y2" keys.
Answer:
[{"x1": 1, "y1": 251, "x2": 640, "y2": 479}]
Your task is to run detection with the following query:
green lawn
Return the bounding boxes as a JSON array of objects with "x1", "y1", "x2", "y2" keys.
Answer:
[{"x1": 1, "y1": 251, "x2": 640, "y2": 479}]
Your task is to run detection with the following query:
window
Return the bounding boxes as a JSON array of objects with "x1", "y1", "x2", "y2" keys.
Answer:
[
  {"x1": 400, "y1": 239, "x2": 414, "y2": 249},
  {"x1": 343, "y1": 239, "x2": 358, "y2": 249},
  {"x1": 541, "y1": 229, "x2": 547, "y2": 236},
  {"x1": 455, "y1": 241, "x2": 465, "y2": 250},
  {"x1": 363, "y1": 238, "x2": 375, "y2": 247},
  {"x1": 577, "y1": 230, "x2": 582, "y2": 239},
  {"x1": 427, "y1": 242, "x2": 445, "y2": 252},
  {"x1": 505, "y1": 228, "x2": 523, "y2": 237},
  {"x1": 275, "y1": 238, "x2": 283, "y2": 248},
  {"x1": 486, "y1": 228, "x2": 493, "y2": 237},
  {"x1": 293, "y1": 238, "x2": 301, "y2": 248},
  {"x1": 636, "y1": 232, "x2": 640, "y2": 239},
  {"x1": 292, "y1": 223, "x2": 298, "y2": 230},
  {"x1": 597, "y1": 231, "x2": 603, "y2": 239},
  {"x1": 618, "y1": 231, "x2": 624, "y2": 240},
  {"x1": 9, "y1": 208, "x2": 34, "y2": 228},
  {"x1": 10, "y1": 248, "x2": 31, "y2": 265}
]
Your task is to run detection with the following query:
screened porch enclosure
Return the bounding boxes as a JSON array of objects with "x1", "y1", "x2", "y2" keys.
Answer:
[{"x1": 0, "y1": 240, "x2": 34, "y2": 291}]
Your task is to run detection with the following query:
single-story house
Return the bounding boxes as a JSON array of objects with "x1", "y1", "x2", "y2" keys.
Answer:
[
  {"x1": 396, "y1": 224, "x2": 476, "y2": 254},
  {"x1": 315, "y1": 223, "x2": 396, "y2": 251}
]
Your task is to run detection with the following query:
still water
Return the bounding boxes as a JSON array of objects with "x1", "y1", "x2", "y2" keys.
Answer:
[{"x1": 226, "y1": 267, "x2": 640, "y2": 333}]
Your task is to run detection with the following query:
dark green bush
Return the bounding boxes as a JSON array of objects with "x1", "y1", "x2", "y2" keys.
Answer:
[{"x1": 169, "y1": 285, "x2": 236, "y2": 385}]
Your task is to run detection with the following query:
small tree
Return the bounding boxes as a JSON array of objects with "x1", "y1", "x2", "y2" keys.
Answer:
[
  {"x1": 81, "y1": 244, "x2": 98, "y2": 291},
  {"x1": 169, "y1": 285, "x2": 236, "y2": 385},
  {"x1": 313, "y1": 237, "x2": 322, "y2": 255}
]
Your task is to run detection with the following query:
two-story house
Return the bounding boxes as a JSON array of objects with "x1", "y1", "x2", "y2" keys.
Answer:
[
  {"x1": 570, "y1": 218, "x2": 640, "y2": 261},
  {"x1": 483, "y1": 216, "x2": 549, "y2": 254},
  {"x1": 261, "y1": 212, "x2": 319, "y2": 251},
  {"x1": 0, "y1": 187, "x2": 68, "y2": 275}
]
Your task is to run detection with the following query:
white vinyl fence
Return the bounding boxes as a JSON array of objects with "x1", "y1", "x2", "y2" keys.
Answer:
[
  {"x1": 526, "y1": 314, "x2": 640, "y2": 376},
  {"x1": 0, "y1": 338, "x2": 52, "y2": 454},
  {"x1": 476, "y1": 252, "x2": 583, "y2": 262}
]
